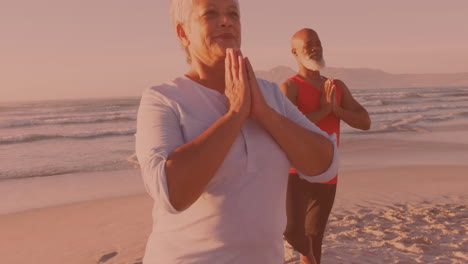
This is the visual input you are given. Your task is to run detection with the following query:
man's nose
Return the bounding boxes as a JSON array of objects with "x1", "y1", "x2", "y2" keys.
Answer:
[{"x1": 220, "y1": 14, "x2": 233, "y2": 27}]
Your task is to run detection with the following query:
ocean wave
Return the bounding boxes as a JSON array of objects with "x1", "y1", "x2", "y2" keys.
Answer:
[
  {"x1": 126, "y1": 153, "x2": 140, "y2": 168},
  {"x1": 358, "y1": 90, "x2": 468, "y2": 103},
  {"x1": 392, "y1": 115, "x2": 424, "y2": 126},
  {"x1": 361, "y1": 100, "x2": 394, "y2": 106},
  {"x1": 424, "y1": 111, "x2": 468, "y2": 122},
  {"x1": 0, "y1": 115, "x2": 136, "y2": 129},
  {"x1": 0, "y1": 168, "x2": 83, "y2": 181},
  {"x1": 0, "y1": 160, "x2": 136, "y2": 181},
  {"x1": 0, "y1": 99, "x2": 138, "y2": 120},
  {"x1": 364, "y1": 114, "x2": 432, "y2": 133},
  {"x1": 346, "y1": 124, "x2": 431, "y2": 134},
  {"x1": 107, "y1": 102, "x2": 140, "y2": 108},
  {"x1": 420, "y1": 97, "x2": 468, "y2": 104},
  {"x1": 343, "y1": 111, "x2": 468, "y2": 135},
  {"x1": 358, "y1": 89, "x2": 468, "y2": 101},
  {"x1": 0, "y1": 129, "x2": 136, "y2": 145},
  {"x1": 356, "y1": 93, "x2": 407, "y2": 101},
  {"x1": 405, "y1": 93, "x2": 423, "y2": 98},
  {"x1": 381, "y1": 112, "x2": 468, "y2": 132},
  {"x1": 368, "y1": 104, "x2": 467, "y2": 115},
  {"x1": 452, "y1": 92, "x2": 468, "y2": 97},
  {"x1": 356, "y1": 93, "x2": 426, "y2": 102},
  {"x1": 0, "y1": 106, "x2": 20, "y2": 112}
]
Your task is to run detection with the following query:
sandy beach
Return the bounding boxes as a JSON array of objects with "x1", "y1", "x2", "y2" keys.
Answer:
[{"x1": 1, "y1": 122, "x2": 467, "y2": 264}]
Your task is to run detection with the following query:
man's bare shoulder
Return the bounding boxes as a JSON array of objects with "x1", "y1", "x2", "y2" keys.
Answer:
[
  {"x1": 280, "y1": 78, "x2": 299, "y2": 102},
  {"x1": 280, "y1": 78, "x2": 299, "y2": 91},
  {"x1": 333, "y1": 79, "x2": 349, "y2": 90}
]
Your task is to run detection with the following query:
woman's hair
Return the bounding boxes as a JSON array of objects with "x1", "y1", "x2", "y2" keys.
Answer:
[
  {"x1": 169, "y1": 0, "x2": 239, "y2": 64},
  {"x1": 169, "y1": 0, "x2": 194, "y2": 64},
  {"x1": 169, "y1": 0, "x2": 193, "y2": 32}
]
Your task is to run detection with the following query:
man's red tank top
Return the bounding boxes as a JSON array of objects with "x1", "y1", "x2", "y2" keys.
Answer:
[{"x1": 288, "y1": 75, "x2": 342, "y2": 184}]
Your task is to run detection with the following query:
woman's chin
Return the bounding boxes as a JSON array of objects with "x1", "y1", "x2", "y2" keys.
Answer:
[
  {"x1": 217, "y1": 41, "x2": 240, "y2": 51},
  {"x1": 206, "y1": 43, "x2": 242, "y2": 63}
]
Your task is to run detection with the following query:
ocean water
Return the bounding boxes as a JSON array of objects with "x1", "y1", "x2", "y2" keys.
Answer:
[
  {"x1": 1, "y1": 86, "x2": 468, "y2": 181},
  {"x1": 347, "y1": 86, "x2": 468, "y2": 134},
  {"x1": 0, "y1": 98, "x2": 139, "y2": 181}
]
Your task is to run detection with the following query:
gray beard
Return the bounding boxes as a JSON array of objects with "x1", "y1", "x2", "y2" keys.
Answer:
[{"x1": 300, "y1": 56, "x2": 326, "y2": 71}]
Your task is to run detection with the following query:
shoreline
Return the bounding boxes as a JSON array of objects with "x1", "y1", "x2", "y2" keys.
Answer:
[
  {"x1": 2, "y1": 120, "x2": 467, "y2": 212},
  {"x1": 3, "y1": 119, "x2": 468, "y2": 215}
]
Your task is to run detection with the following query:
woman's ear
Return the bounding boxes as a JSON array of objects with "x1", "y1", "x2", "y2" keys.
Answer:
[{"x1": 176, "y1": 23, "x2": 190, "y2": 47}]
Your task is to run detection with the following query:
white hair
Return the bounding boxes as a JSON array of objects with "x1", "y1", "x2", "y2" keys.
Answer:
[
  {"x1": 169, "y1": 0, "x2": 193, "y2": 32},
  {"x1": 169, "y1": 0, "x2": 240, "y2": 64},
  {"x1": 169, "y1": 0, "x2": 240, "y2": 31}
]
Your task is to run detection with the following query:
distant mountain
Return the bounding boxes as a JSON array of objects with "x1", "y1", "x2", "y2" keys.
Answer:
[{"x1": 255, "y1": 66, "x2": 468, "y2": 89}]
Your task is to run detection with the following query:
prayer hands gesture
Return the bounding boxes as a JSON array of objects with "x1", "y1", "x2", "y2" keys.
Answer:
[
  {"x1": 224, "y1": 48, "x2": 269, "y2": 122},
  {"x1": 225, "y1": 48, "x2": 250, "y2": 119},
  {"x1": 321, "y1": 78, "x2": 342, "y2": 117}
]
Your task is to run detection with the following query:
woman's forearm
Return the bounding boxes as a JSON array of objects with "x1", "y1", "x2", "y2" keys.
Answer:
[
  {"x1": 258, "y1": 107, "x2": 334, "y2": 176},
  {"x1": 165, "y1": 111, "x2": 245, "y2": 211}
]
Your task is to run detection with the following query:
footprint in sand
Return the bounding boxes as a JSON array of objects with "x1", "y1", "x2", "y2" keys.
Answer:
[{"x1": 97, "y1": 251, "x2": 118, "y2": 264}]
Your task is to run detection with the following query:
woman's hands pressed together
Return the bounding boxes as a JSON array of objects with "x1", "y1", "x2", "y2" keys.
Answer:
[
  {"x1": 225, "y1": 48, "x2": 251, "y2": 121},
  {"x1": 245, "y1": 57, "x2": 270, "y2": 122},
  {"x1": 224, "y1": 48, "x2": 270, "y2": 123}
]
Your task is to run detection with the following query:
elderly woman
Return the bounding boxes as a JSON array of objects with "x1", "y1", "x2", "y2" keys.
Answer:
[{"x1": 135, "y1": 0, "x2": 339, "y2": 263}]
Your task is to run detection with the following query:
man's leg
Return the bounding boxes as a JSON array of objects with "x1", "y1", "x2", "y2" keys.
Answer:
[
  {"x1": 302, "y1": 235, "x2": 317, "y2": 264},
  {"x1": 304, "y1": 183, "x2": 337, "y2": 264},
  {"x1": 284, "y1": 173, "x2": 311, "y2": 259}
]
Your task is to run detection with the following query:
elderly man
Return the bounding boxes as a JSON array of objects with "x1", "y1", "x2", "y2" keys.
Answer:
[
  {"x1": 136, "y1": 2, "x2": 340, "y2": 263},
  {"x1": 281, "y1": 28, "x2": 371, "y2": 264}
]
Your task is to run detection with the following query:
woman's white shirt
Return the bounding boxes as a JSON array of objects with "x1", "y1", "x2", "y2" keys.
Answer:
[{"x1": 135, "y1": 76, "x2": 339, "y2": 264}]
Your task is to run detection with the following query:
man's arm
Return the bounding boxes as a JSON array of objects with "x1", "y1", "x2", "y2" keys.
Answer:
[
  {"x1": 279, "y1": 80, "x2": 330, "y2": 124},
  {"x1": 246, "y1": 62, "x2": 335, "y2": 177},
  {"x1": 333, "y1": 80, "x2": 371, "y2": 130}
]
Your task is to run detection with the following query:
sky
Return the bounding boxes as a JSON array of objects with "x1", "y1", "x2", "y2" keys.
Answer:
[{"x1": 1, "y1": 0, "x2": 467, "y2": 102}]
